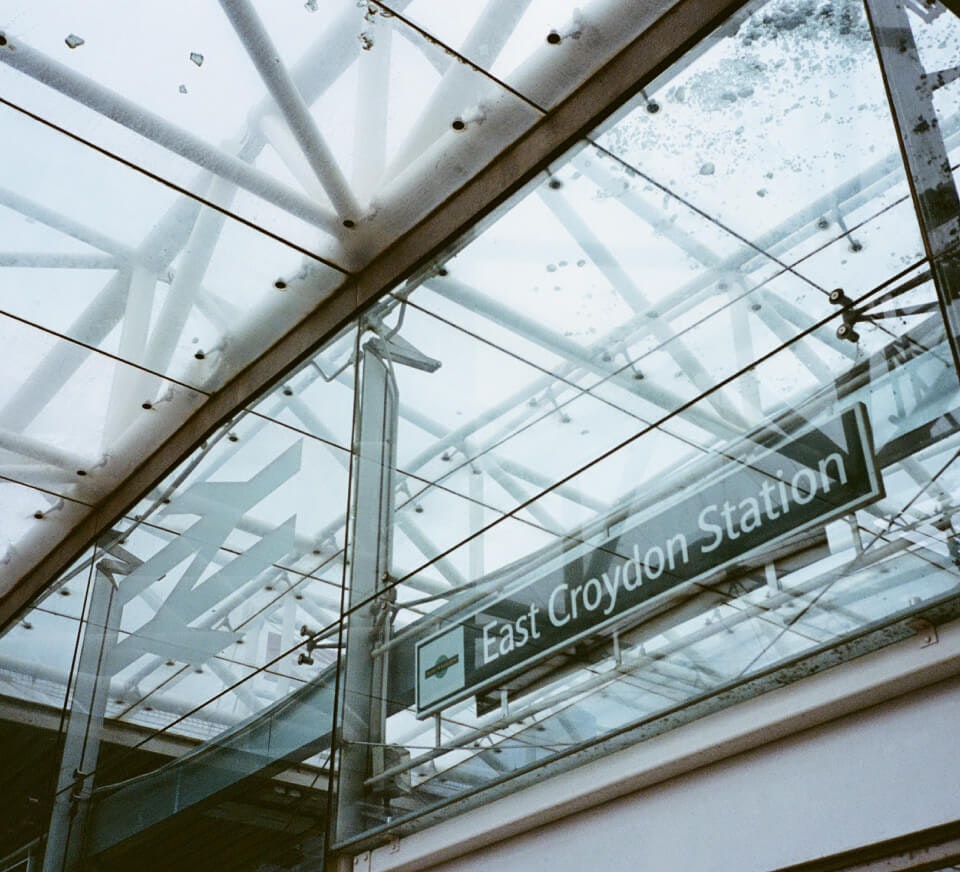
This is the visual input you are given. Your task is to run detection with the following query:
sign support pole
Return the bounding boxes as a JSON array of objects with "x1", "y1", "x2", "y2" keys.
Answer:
[
  {"x1": 335, "y1": 341, "x2": 399, "y2": 842},
  {"x1": 335, "y1": 329, "x2": 440, "y2": 843}
]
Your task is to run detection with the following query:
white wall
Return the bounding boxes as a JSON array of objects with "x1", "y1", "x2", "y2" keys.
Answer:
[
  {"x1": 424, "y1": 676, "x2": 960, "y2": 871},
  {"x1": 358, "y1": 620, "x2": 960, "y2": 872}
]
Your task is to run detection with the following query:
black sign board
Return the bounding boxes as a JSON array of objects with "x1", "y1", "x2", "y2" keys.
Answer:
[{"x1": 416, "y1": 404, "x2": 883, "y2": 716}]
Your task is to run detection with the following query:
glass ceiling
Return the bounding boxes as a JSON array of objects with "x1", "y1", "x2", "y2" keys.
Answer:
[
  {"x1": 0, "y1": 0, "x2": 666, "y2": 608},
  {"x1": 2, "y1": 0, "x2": 960, "y2": 862}
]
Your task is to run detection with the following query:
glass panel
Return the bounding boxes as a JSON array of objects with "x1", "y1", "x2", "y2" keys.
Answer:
[
  {"x1": 104, "y1": 339, "x2": 359, "y2": 733},
  {"x1": 247, "y1": 322, "x2": 359, "y2": 452},
  {"x1": 329, "y1": 0, "x2": 960, "y2": 846},
  {"x1": 0, "y1": 320, "x2": 358, "y2": 863},
  {"x1": 0, "y1": 100, "x2": 347, "y2": 394},
  {"x1": 0, "y1": 0, "x2": 542, "y2": 264},
  {"x1": 0, "y1": 579, "x2": 83, "y2": 707},
  {"x1": 401, "y1": 0, "x2": 662, "y2": 109},
  {"x1": 0, "y1": 311, "x2": 206, "y2": 586},
  {"x1": 594, "y1": 0, "x2": 910, "y2": 269},
  {"x1": 342, "y1": 289, "x2": 959, "y2": 839}
]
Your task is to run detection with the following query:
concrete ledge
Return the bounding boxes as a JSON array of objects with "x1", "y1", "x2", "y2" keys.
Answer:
[{"x1": 360, "y1": 616, "x2": 960, "y2": 871}]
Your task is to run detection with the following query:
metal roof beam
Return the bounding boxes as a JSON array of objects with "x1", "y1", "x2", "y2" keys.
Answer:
[{"x1": 0, "y1": 0, "x2": 753, "y2": 631}]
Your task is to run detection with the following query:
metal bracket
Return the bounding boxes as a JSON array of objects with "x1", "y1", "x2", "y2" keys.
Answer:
[
  {"x1": 907, "y1": 616, "x2": 940, "y2": 646},
  {"x1": 829, "y1": 288, "x2": 863, "y2": 343},
  {"x1": 927, "y1": 64, "x2": 960, "y2": 91},
  {"x1": 366, "y1": 334, "x2": 441, "y2": 373}
]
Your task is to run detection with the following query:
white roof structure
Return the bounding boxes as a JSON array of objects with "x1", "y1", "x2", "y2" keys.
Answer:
[
  {"x1": 0, "y1": 0, "x2": 689, "y2": 618},
  {"x1": 2, "y1": 0, "x2": 960, "y2": 861}
]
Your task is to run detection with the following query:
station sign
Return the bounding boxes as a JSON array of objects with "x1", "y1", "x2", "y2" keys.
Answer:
[{"x1": 416, "y1": 403, "x2": 883, "y2": 717}]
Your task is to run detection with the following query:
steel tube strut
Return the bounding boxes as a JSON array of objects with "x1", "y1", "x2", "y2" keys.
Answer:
[
  {"x1": 0, "y1": 35, "x2": 342, "y2": 235},
  {"x1": 43, "y1": 566, "x2": 121, "y2": 872},
  {"x1": 0, "y1": 0, "x2": 755, "y2": 633},
  {"x1": 218, "y1": 0, "x2": 361, "y2": 221}
]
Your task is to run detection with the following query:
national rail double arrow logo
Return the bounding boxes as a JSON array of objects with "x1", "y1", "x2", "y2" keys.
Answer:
[{"x1": 425, "y1": 653, "x2": 459, "y2": 681}]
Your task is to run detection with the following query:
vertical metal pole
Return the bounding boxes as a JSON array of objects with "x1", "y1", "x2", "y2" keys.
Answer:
[
  {"x1": 469, "y1": 465, "x2": 485, "y2": 580},
  {"x1": 43, "y1": 568, "x2": 120, "y2": 872},
  {"x1": 335, "y1": 341, "x2": 398, "y2": 842},
  {"x1": 865, "y1": 0, "x2": 960, "y2": 378}
]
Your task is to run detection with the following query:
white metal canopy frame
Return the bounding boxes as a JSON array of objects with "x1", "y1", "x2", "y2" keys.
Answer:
[
  {"x1": 0, "y1": 0, "x2": 959, "y2": 867},
  {"x1": 0, "y1": 0, "x2": 747, "y2": 632}
]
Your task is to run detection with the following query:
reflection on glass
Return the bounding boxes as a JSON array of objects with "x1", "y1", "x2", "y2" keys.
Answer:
[
  {"x1": 0, "y1": 0, "x2": 541, "y2": 265},
  {"x1": 0, "y1": 312, "x2": 357, "y2": 862},
  {"x1": 328, "y1": 0, "x2": 960, "y2": 846},
  {"x1": 344, "y1": 296, "x2": 960, "y2": 841},
  {"x1": 108, "y1": 417, "x2": 354, "y2": 737},
  {"x1": 595, "y1": 0, "x2": 904, "y2": 258}
]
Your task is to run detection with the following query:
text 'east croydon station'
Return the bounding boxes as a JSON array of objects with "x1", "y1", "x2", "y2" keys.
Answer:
[
  {"x1": 480, "y1": 450, "x2": 852, "y2": 666},
  {"x1": 416, "y1": 404, "x2": 883, "y2": 716}
]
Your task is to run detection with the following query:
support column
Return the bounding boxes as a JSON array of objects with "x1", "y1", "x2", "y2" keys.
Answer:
[
  {"x1": 334, "y1": 330, "x2": 440, "y2": 844},
  {"x1": 334, "y1": 340, "x2": 399, "y2": 843},
  {"x1": 43, "y1": 565, "x2": 120, "y2": 872},
  {"x1": 865, "y1": 0, "x2": 960, "y2": 377}
]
